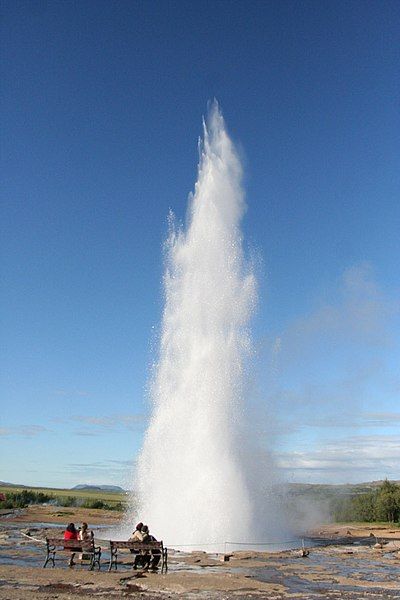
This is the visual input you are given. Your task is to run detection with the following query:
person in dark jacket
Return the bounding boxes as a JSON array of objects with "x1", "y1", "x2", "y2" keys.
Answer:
[{"x1": 141, "y1": 525, "x2": 161, "y2": 571}]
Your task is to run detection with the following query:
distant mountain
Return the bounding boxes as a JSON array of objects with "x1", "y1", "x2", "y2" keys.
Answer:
[{"x1": 71, "y1": 484, "x2": 126, "y2": 492}]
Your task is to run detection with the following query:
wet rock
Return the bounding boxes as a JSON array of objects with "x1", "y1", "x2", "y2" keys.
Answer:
[{"x1": 293, "y1": 548, "x2": 309, "y2": 558}]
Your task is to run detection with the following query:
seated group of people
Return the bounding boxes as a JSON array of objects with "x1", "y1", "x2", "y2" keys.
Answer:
[
  {"x1": 64, "y1": 522, "x2": 93, "y2": 542},
  {"x1": 129, "y1": 521, "x2": 160, "y2": 571},
  {"x1": 63, "y1": 521, "x2": 160, "y2": 571}
]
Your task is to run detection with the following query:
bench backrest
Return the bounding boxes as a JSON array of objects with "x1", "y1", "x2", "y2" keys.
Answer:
[
  {"x1": 109, "y1": 540, "x2": 163, "y2": 551},
  {"x1": 46, "y1": 538, "x2": 95, "y2": 550}
]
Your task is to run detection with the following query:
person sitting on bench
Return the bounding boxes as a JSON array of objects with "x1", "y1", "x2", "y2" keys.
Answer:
[
  {"x1": 129, "y1": 522, "x2": 145, "y2": 569},
  {"x1": 130, "y1": 522, "x2": 144, "y2": 542},
  {"x1": 141, "y1": 525, "x2": 161, "y2": 571},
  {"x1": 78, "y1": 522, "x2": 93, "y2": 542},
  {"x1": 63, "y1": 523, "x2": 79, "y2": 567}
]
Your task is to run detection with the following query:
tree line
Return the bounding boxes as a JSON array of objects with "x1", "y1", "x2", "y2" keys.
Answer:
[{"x1": 332, "y1": 480, "x2": 400, "y2": 523}]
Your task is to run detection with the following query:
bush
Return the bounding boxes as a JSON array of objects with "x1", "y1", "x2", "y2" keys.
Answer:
[
  {"x1": 109, "y1": 501, "x2": 124, "y2": 511},
  {"x1": 332, "y1": 480, "x2": 400, "y2": 523},
  {"x1": 0, "y1": 490, "x2": 53, "y2": 509},
  {"x1": 82, "y1": 499, "x2": 106, "y2": 509},
  {"x1": 56, "y1": 496, "x2": 77, "y2": 507}
]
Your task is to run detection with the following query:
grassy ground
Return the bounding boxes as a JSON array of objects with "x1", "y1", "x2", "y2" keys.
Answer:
[{"x1": 0, "y1": 484, "x2": 128, "y2": 506}]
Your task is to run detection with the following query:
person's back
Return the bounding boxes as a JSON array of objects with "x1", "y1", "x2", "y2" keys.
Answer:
[
  {"x1": 141, "y1": 524, "x2": 150, "y2": 542},
  {"x1": 63, "y1": 523, "x2": 79, "y2": 567},
  {"x1": 129, "y1": 521, "x2": 144, "y2": 542},
  {"x1": 78, "y1": 522, "x2": 93, "y2": 542},
  {"x1": 141, "y1": 525, "x2": 160, "y2": 571},
  {"x1": 64, "y1": 523, "x2": 78, "y2": 541}
]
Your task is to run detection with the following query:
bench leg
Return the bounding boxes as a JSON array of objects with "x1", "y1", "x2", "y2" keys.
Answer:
[
  {"x1": 161, "y1": 548, "x2": 168, "y2": 573},
  {"x1": 68, "y1": 552, "x2": 76, "y2": 567},
  {"x1": 43, "y1": 550, "x2": 55, "y2": 568},
  {"x1": 90, "y1": 547, "x2": 101, "y2": 571},
  {"x1": 108, "y1": 548, "x2": 117, "y2": 571}
]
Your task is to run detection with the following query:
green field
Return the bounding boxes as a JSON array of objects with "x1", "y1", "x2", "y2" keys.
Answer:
[{"x1": 0, "y1": 484, "x2": 128, "y2": 507}]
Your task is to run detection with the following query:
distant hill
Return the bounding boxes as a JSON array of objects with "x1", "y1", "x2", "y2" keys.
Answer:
[
  {"x1": 0, "y1": 481, "x2": 27, "y2": 488},
  {"x1": 71, "y1": 484, "x2": 126, "y2": 493},
  {"x1": 287, "y1": 480, "x2": 400, "y2": 498}
]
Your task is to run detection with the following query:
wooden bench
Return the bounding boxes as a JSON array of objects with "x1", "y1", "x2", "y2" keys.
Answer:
[
  {"x1": 43, "y1": 538, "x2": 102, "y2": 570},
  {"x1": 108, "y1": 540, "x2": 167, "y2": 573}
]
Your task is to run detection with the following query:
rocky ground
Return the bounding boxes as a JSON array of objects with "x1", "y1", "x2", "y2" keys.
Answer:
[{"x1": 0, "y1": 506, "x2": 399, "y2": 599}]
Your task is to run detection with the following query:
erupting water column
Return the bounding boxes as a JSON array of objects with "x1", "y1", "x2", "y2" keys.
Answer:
[{"x1": 135, "y1": 103, "x2": 277, "y2": 549}]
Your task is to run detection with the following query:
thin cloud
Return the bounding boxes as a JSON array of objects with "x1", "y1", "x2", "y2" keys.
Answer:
[
  {"x1": 0, "y1": 428, "x2": 12, "y2": 436},
  {"x1": 72, "y1": 416, "x2": 113, "y2": 427},
  {"x1": 66, "y1": 459, "x2": 135, "y2": 486},
  {"x1": 277, "y1": 263, "x2": 399, "y2": 366},
  {"x1": 70, "y1": 414, "x2": 146, "y2": 433},
  {"x1": 0, "y1": 425, "x2": 50, "y2": 437},
  {"x1": 54, "y1": 389, "x2": 91, "y2": 397},
  {"x1": 263, "y1": 263, "x2": 400, "y2": 482},
  {"x1": 280, "y1": 410, "x2": 400, "y2": 432},
  {"x1": 73, "y1": 430, "x2": 101, "y2": 437},
  {"x1": 363, "y1": 412, "x2": 400, "y2": 426},
  {"x1": 277, "y1": 434, "x2": 400, "y2": 481}
]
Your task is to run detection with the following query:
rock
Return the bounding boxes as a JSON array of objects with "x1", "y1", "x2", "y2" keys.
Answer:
[
  {"x1": 221, "y1": 554, "x2": 233, "y2": 562},
  {"x1": 293, "y1": 548, "x2": 309, "y2": 558}
]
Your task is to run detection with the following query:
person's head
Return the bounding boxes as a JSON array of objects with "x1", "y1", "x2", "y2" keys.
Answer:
[
  {"x1": 142, "y1": 525, "x2": 149, "y2": 534},
  {"x1": 66, "y1": 523, "x2": 76, "y2": 533},
  {"x1": 136, "y1": 522, "x2": 143, "y2": 531},
  {"x1": 81, "y1": 522, "x2": 88, "y2": 531}
]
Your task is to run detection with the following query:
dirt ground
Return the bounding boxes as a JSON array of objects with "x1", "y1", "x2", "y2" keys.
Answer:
[
  {"x1": 0, "y1": 504, "x2": 122, "y2": 526},
  {"x1": 309, "y1": 522, "x2": 400, "y2": 540},
  {"x1": 0, "y1": 506, "x2": 399, "y2": 599}
]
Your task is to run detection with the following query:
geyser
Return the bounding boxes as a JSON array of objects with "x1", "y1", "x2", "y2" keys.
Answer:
[{"x1": 135, "y1": 102, "x2": 284, "y2": 549}]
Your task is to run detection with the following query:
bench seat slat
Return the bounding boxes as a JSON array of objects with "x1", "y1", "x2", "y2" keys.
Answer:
[
  {"x1": 46, "y1": 538, "x2": 94, "y2": 550},
  {"x1": 108, "y1": 539, "x2": 167, "y2": 573},
  {"x1": 109, "y1": 540, "x2": 162, "y2": 550}
]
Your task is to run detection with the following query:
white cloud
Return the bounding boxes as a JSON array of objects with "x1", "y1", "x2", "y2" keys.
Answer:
[
  {"x1": 277, "y1": 434, "x2": 400, "y2": 483},
  {"x1": 262, "y1": 263, "x2": 400, "y2": 482}
]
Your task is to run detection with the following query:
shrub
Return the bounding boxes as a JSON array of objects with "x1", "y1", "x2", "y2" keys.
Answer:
[
  {"x1": 332, "y1": 480, "x2": 400, "y2": 523},
  {"x1": 0, "y1": 490, "x2": 53, "y2": 509}
]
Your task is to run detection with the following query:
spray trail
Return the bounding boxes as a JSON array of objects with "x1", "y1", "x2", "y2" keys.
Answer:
[{"x1": 135, "y1": 102, "x2": 282, "y2": 549}]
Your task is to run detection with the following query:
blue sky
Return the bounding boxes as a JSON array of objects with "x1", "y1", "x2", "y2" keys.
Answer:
[{"x1": 1, "y1": 0, "x2": 399, "y2": 488}]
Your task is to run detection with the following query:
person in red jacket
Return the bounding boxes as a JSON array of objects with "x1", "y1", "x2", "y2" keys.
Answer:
[
  {"x1": 64, "y1": 523, "x2": 78, "y2": 540},
  {"x1": 64, "y1": 523, "x2": 79, "y2": 566}
]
